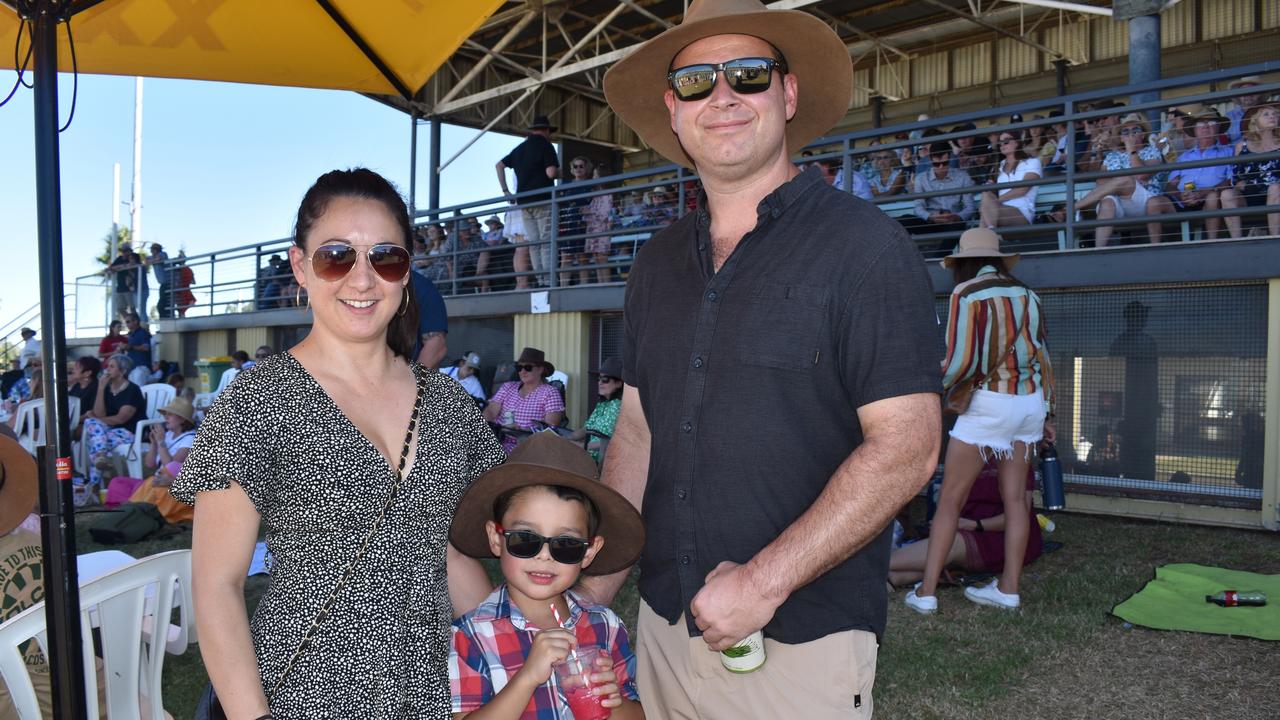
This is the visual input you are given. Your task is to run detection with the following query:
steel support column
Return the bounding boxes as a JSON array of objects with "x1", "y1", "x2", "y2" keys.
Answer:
[
  {"x1": 409, "y1": 111, "x2": 418, "y2": 214},
  {"x1": 428, "y1": 117, "x2": 442, "y2": 220},
  {"x1": 31, "y1": 1, "x2": 89, "y2": 715},
  {"x1": 1128, "y1": 13, "x2": 1161, "y2": 118}
]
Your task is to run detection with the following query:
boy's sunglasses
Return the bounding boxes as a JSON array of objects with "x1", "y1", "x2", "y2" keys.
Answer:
[
  {"x1": 496, "y1": 525, "x2": 590, "y2": 564},
  {"x1": 308, "y1": 243, "x2": 412, "y2": 283},
  {"x1": 667, "y1": 57, "x2": 787, "y2": 102}
]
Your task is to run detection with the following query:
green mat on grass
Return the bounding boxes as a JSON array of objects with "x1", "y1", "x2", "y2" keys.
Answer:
[{"x1": 1112, "y1": 563, "x2": 1280, "y2": 640}]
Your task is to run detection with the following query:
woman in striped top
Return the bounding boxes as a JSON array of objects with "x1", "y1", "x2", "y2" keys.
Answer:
[{"x1": 906, "y1": 228, "x2": 1056, "y2": 614}]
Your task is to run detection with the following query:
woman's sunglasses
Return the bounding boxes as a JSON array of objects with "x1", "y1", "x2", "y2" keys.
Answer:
[
  {"x1": 308, "y1": 243, "x2": 412, "y2": 283},
  {"x1": 515, "y1": 363, "x2": 540, "y2": 373},
  {"x1": 667, "y1": 57, "x2": 787, "y2": 102},
  {"x1": 496, "y1": 525, "x2": 590, "y2": 564}
]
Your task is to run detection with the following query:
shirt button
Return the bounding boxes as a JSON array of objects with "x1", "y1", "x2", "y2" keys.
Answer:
[
  {"x1": 692, "y1": 356, "x2": 704, "y2": 369},
  {"x1": 706, "y1": 290, "x2": 718, "y2": 301},
  {"x1": 680, "y1": 555, "x2": 691, "y2": 565},
  {"x1": 771, "y1": 207, "x2": 782, "y2": 219},
  {"x1": 681, "y1": 421, "x2": 693, "y2": 433},
  {"x1": 677, "y1": 489, "x2": 687, "y2": 500},
  {"x1": 697, "y1": 243, "x2": 706, "y2": 252}
]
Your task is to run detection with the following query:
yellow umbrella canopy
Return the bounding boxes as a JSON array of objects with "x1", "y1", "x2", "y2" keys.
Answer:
[{"x1": 0, "y1": 0, "x2": 503, "y2": 98}]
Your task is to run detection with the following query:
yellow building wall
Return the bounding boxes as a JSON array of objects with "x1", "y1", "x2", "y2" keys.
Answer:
[
  {"x1": 513, "y1": 312, "x2": 591, "y2": 428},
  {"x1": 235, "y1": 327, "x2": 270, "y2": 355},
  {"x1": 157, "y1": 331, "x2": 182, "y2": 365},
  {"x1": 195, "y1": 331, "x2": 228, "y2": 361}
]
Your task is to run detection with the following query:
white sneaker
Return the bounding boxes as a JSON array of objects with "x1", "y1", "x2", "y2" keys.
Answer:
[
  {"x1": 964, "y1": 580, "x2": 1020, "y2": 610},
  {"x1": 904, "y1": 584, "x2": 938, "y2": 615}
]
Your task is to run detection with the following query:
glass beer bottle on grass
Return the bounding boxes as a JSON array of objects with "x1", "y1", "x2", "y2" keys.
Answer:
[
  {"x1": 1205, "y1": 590, "x2": 1267, "y2": 607},
  {"x1": 720, "y1": 631, "x2": 767, "y2": 673}
]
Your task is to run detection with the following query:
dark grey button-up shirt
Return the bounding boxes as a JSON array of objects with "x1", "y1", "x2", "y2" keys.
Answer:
[{"x1": 623, "y1": 168, "x2": 942, "y2": 644}]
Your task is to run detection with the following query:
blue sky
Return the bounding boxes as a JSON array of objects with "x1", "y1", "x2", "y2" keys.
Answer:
[{"x1": 0, "y1": 73, "x2": 518, "y2": 331}]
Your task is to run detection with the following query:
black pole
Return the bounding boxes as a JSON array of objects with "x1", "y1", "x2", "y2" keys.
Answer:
[
  {"x1": 1054, "y1": 59, "x2": 1069, "y2": 96},
  {"x1": 408, "y1": 111, "x2": 418, "y2": 215},
  {"x1": 428, "y1": 116, "x2": 442, "y2": 221},
  {"x1": 32, "y1": 1, "x2": 90, "y2": 716},
  {"x1": 871, "y1": 95, "x2": 883, "y2": 129}
]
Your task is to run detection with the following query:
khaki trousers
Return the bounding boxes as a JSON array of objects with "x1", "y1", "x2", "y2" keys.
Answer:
[{"x1": 636, "y1": 600, "x2": 878, "y2": 719}]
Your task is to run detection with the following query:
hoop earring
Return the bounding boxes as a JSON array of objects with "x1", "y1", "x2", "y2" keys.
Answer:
[
  {"x1": 397, "y1": 286, "x2": 410, "y2": 317},
  {"x1": 296, "y1": 287, "x2": 310, "y2": 310}
]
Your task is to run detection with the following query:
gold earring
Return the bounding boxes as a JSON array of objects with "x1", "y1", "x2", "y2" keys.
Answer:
[{"x1": 397, "y1": 286, "x2": 410, "y2": 317}]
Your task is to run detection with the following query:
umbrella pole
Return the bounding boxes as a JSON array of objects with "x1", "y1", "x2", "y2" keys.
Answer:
[{"x1": 32, "y1": 1, "x2": 90, "y2": 716}]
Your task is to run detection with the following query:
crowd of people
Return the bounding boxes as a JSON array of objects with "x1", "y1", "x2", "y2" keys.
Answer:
[{"x1": 104, "y1": 241, "x2": 197, "y2": 319}]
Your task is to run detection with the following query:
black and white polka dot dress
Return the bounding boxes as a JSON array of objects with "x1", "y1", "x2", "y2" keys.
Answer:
[{"x1": 172, "y1": 352, "x2": 505, "y2": 719}]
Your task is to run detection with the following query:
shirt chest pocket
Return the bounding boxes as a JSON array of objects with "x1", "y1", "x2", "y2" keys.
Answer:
[{"x1": 736, "y1": 283, "x2": 831, "y2": 371}]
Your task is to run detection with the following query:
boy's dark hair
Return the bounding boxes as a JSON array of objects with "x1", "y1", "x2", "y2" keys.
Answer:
[
  {"x1": 929, "y1": 141, "x2": 951, "y2": 158},
  {"x1": 493, "y1": 484, "x2": 600, "y2": 538}
]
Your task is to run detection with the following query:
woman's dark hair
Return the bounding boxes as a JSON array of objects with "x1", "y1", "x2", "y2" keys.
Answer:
[
  {"x1": 999, "y1": 134, "x2": 1029, "y2": 162},
  {"x1": 949, "y1": 256, "x2": 1027, "y2": 287},
  {"x1": 75, "y1": 356, "x2": 101, "y2": 375},
  {"x1": 493, "y1": 485, "x2": 600, "y2": 538},
  {"x1": 108, "y1": 320, "x2": 122, "y2": 332},
  {"x1": 598, "y1": 385, "x2": 624, "y2": 402},
  {"x1": 232, "y1": 350, "x2": 250, "y2": 364},
  {"x1": 293, "y1": 168, "x2": 419, "y2": 361},
  {"x1": 166, "y1": 372, "x2": 185, "y2": 387}
]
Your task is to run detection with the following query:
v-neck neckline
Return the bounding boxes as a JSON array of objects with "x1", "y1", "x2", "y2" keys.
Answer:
[{"x1": 283, "y1": 351, "x2": 424, "y2": 481}]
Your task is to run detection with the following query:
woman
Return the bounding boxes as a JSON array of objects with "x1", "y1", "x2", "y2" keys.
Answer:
[
  {"x1": 569, "y1": 357, "x2": 623, "y2": 463},
  {"x1": 583, "y1": 166, "x2": 616, "y2": 285},
  {"x1": 889, "y1": 460, "x2": 1043, "y2": 588},
  {"x1": 82, "y1": 353, "x2": 146, "y2": 488},
  {"x1": 68, "y1": 356, "x2": 101, "y2": 425},
  {"x1": 868, "y1": 146, "x2": 908, "y2": 198},
  {"x1": 979, "y1": 132, "x2": 1043, "y2": 229},
  {"x1": 170, "y1": 168, "x2": 503, "y2": 719},
  {"x1": 1221, "y1": 103, "x2": 1280, "y2": 238},
  {"x1": 98, "y1": 319, "x2": 129, "y2": 360},
  {"x1": 1073, "y1": 114, "x2": 1163, "y2": 246},
  {"x1": 417, "y1": 223, "x2": 453, "y2": 285},
  {"x1": 483, "y1": 346, "x2": 565, "y2": 453},
  {"x1": 906, "y1": 228, "x2": 1055, "y2": 614}
]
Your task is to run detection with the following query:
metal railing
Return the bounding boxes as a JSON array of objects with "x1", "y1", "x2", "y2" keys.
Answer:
[{"x1": 69, "y1": 60, "x2": 1279, "y2": 333}]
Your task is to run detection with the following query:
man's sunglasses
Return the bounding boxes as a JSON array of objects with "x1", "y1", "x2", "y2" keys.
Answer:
[
  {"x1": 496, "y1": 525, "x2": 590, "y2": 564},
  {"x1": 308, "y1": 243, "x2": 412, "y2": 283},
  {"x1": 667, "y1": 57, "x2": 787, "y2": 102}
]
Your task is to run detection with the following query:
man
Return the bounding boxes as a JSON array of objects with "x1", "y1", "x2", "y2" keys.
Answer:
[
  {"x1": 1146, "y1": 111, "x2": 1237, "y2": 240},
  {"x1": 898, "y1": 141, "x2": 976, "y2": 253},
  {"x1": 123, "y1": 312, "x2": 152, "y2": 386},
  {"x1": 442, "y1": 351, "x2": 486, "y2": 402},
  {"x1": 106, "y1": 244, "x2": 136, "y2": 318},
  {"x1": 17, "y1": 328, "x2": 40, "y2": 378},
  {"x1": 496, "y1": 115, "x2": 561, "y2": 287},
  {"x1": 588, "y1": 2, "x2": 942, "y2": 717},
  {"x1": 1224, "y1": 75, "x2": 1262, "y2": 144},
  {"x1": 410, "y1": 268, "x2": 448, "y2": 368},
  {"x1": 147, "y1": 242, "x2": 171, "y2": 319}
]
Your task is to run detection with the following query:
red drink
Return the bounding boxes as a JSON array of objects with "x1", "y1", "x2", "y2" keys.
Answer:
[{"x1": 564, "y1": 685, "x2": 611, "y2": 720}]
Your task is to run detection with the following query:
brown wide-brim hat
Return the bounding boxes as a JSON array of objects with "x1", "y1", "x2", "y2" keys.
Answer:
[
  {"x1": 0, "y1": 435, "x2": 39, "y2": 536},
  {"x1": 943, "y1": 228, "x2": 1020, "y2": 269},
  {"x1": 158, "y1": 396, "x2": 196, "y2": 425},
  {"x1": 516, "y1": 347, "x2": 555, "y2": 378},
  {"x1": 603, "y1": 0, "x2": 853, "y2": 170},
  {"x1": 449, "y1": 433, "x2": 645, "y2": 575}
]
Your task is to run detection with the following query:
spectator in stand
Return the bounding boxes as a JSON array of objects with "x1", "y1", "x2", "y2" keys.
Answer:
[
  {"x1": 1023, "y1": 117, "x2": 1051, "y2": 165},
  {"x1": 127, "y1": 246, "x2": 150, "y2": 320},
  {"x1": 148, "y1": 242, "x2": 172, "y2": 318},
  {"x1": 980, "y1": 131, "x2": 1042, "y2": 230},
  {"x1": 68, "y1": 357, "x2": 101, "y2": 421},
  {"x1": 868, "y1": 145, "x2": 909, "y2": 198},
  {"x1": 442, "y1": 351, "x2": 486, "y2": 403},
  {"x1": 644, "y1": 185, "x2": 679, "y2": 225},
  {"x1": 899, "y1": 141, "x2": 976, "y2": 252},
  {"x1": 417, "y1": 223, "x2": 452, "y2": 285},
  {"x1": 454, "y1": 219, "x2": 486, "y2": 290},
  {"x1": 1147, "y1": 110, "x2": 1237, "y2": 241},
  {"x1": 17, "y1": 328, "x2": 39, "y2": 378},
  {"x1": 1224, "y1": 76, "x2": 1263, "y2": 144},
  {"x1": 1070, "y1": 114, "x2": 1162, "y2": 246},
  {"x1": 496, "y1": 115, "x2": 561, "y2": 288},
  {"x1": 83, "y1": 353, "x2": 146, "y2": 488},
  {"x1": 171, "y1": 252, "x2": 197, "y2": 316},
  {"x1": 1222, "y1": 103, "x2": 1280, "y2": 238},
  {"x1": 568, "y1": 356, "x2": 624, "y2": 463},
  {"x1": 1156, "y1": 106, "x2": 1194, "y2": 160},
  {"x1": 504, "y1": 207, "x2": 533, "y2": 290},
  {"x1": 483, "y1": 347, "x2": 565, "y2": 453},
  {"x1": 583, "y1": 166, "x2": 616, "y2": 285},
  {"x1": 949, "y1": 122, "x2": 986, "y2": 177},
  {"x1": 410, "y1": 264, "x2": 449, "y2": 368},
  {"x1": 558, "y1": 156, "x2": 595, "y2": 287},
  {"x1": 833, "y1": 157, "x2": 874, "y2": 200},
  {"x1": 474, "y1": 216, "x2": 506, "y2": 293},
  {"x1": 6, "y1": 368, "x2": 42, "y2": 434},
  {"x1": 98, "y1": 319, "x2": 129, "y2": 360},
  {"x1": 255, "y1": 345, "x2": 274, "y2": 360},
  {"x1": 106, "y1": 244, "x2": 136, "y2": 318},
  {"x1": 166, "y1": 372, "x2": 193, "y2": 402},
  {"x1": 122, "y1": 312, "x2": 152, "y2": 386},
  {"x1": 230, "y1": 350, "x2": 255, "y2": 371},
  {"x1": 258, "y1": 254, "x2": 288, "y2": 309}
]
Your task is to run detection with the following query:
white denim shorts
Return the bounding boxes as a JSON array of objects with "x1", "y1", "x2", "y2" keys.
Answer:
[
  {"x1": 1100, "y1": 181, "x2": 1153, "y2": 219},
  {"x1": 950, "y1": 388, "x2": 1046, "y2": 460}
]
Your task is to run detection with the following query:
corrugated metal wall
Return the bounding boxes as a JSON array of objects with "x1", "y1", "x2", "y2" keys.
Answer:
[
  {"x1": 851, "y1": 68, "x2": 872, "y2": 108},
  {"x1": 1092, "y1": 16, "x2": 1129, "y2": 61},
  {"x1": 875, "y1": 57, "x2": 911, "y2": 100},
  {"x1": 1265, "y1": 0, "x2": 1280, "y2": 28},
  {"x1": 1162, "y1": 0, "x2": 1198, "y2": 46},
  {"x1": 912, "y1": 52, "x2": 949, "y2": 96},
  {"x1": 196, "y1": 330, "x2": 228, "y2": 360},
  {"x1": 997, "y1": 37, "x2": 1040, "y2": 80},
  {"x1": 1041, "y1": 20, "x2": 1090, "y2": 65},
  {"x1": 1202, "y1": 0, "x2": 1255, "y2": 38},
  {"x1": 235, "y1": 327, "x2": 269, "y2": 356},
  {"x1": 952, "y1": 42, "x2": 992, "y2": 89},
  {"x1": 513, "y1": 311, "x2": 591, "y2": 428}
]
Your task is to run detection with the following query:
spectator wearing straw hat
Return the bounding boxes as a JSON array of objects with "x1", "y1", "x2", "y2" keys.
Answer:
[
  {"x1": 1224, "y1": 75, "x2": 1264, "y2": 144},
  {"x1": 590, "y1": 0, "x2": 942, "y2": 716},
  {"x1": 1148, "y1": 110, "x2": 1238, "y2": 241},
  {"x1": 1072, "y1": 113, "x2": 1163, "y2": 246},
  {"x1": 497, "y1": 116, "x2": 561, "y2": 287}
]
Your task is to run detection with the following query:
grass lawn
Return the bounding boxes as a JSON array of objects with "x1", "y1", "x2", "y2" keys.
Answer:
[{"x1": 72, "y1": 511, "x2": 1279, "y2": 718}]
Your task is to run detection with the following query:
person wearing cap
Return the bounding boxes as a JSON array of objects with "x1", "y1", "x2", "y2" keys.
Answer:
[
  {"x1": 444, "y1": 351, "x2": 487, "y2": 402},
  {"x1": 1071, "y1": 113, "x2": 1164, "y2": 246},
  {"x1": 17, "y1": 327, "x2": 39, "y2": 377},
  {"x1": 1148, "y1": 110, "x2": 1238, "y2": 241},
  {"x1": 484, "y1": 347, "x2": 566, "y2": 453},
  {"x1": 908, "y1": 228, "x2": 1055, "y2": 616},
  {"x1": 1224, "y1": 75, "x2": 1263, "y2": 144},
  {"x1": 148, "y1": 242, "x2": 173, "y2": 319},
  {"x1": 447, "y1": 434, "x2": 645, "y2": 719},
  {"x1": 592, "y1": 1, "x2": 942, "y2": 716},
  {"x1": 496, "y1": 115, "x2": 562, "y2": 287},
  {"x1": 1221, "y1": 102, "x2": 1280, "y2": 239},
  {"x1": 568, "y1": 357, "x2": 625, "y2": 462}
]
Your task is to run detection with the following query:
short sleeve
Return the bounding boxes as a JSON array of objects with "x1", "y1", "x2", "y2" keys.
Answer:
[
  {"x1": 491, "y1": 381, "x2": 518, "y2": 409},
  {"x1": 170, "y1": 376, "x2": 270, "y2": 510},
  {"x1": 838, "y1": 234, "x2": 943, "y2": 409},
  {"x1": 607, "y1": 618, "x2": 640, "y2": 701},
  {"x1": 1024, "y1": 158, "x2": 1043, "y2": 176},
  {"x1": 449, "y1": 624, "x2": 495, "y2": 713},
  {"x1": 411, "y1": 272, "x2": 448, "y2": 334},
  {"x1": 540, "y1": 140, "x2": 559, "y2": 170},
  {"x1": 540, "y1": 384, "x2": 566, "y2": 415}
]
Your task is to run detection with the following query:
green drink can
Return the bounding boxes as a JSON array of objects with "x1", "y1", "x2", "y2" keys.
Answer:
[{"x1": 720, "y1": 631, "x2": 766, "y2": 673}]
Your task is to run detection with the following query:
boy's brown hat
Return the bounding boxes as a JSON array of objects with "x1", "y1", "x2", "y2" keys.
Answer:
[{"x1": 449, "y1": 433, "x2": 644, "y2": 575}]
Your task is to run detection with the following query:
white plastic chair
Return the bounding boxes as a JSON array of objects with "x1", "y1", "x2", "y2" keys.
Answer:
[
  {"x1": 0, "y1": 549, "x2": 192, "y2": 720},
  {"x1": 12, "y1": 399, "x2": 43, "y2": 455},
  {"x1": 116, "y1": 384, "x2": 176, "y2": 479},
  {"x1": 193, "y1": 367, "x2": 238, "y2": 412}
]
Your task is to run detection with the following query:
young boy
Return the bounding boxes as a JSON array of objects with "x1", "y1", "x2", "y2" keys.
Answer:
[{"x1": 448, "y1": 433, "x2": 646, "y2": 719}]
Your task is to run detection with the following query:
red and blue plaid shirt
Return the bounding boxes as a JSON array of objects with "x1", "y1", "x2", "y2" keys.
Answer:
[{"x1": 449, "y1": 585, "x2": 639, "y2": 719}]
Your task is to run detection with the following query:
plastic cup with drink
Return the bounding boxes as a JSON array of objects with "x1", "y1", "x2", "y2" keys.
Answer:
[{"x1": 552, "y1": 646, "x2": 612, "y2": 720}]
